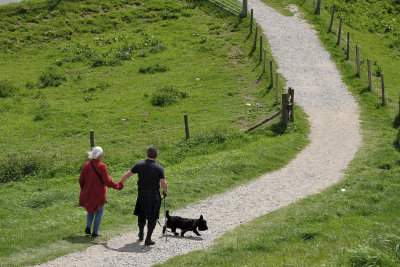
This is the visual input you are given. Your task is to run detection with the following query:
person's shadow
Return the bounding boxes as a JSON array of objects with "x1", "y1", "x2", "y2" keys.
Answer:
[
  {"x1": 100, "y1": 234, "x2": 204, "y2": 253},
  {"x1": 100, "y1": 240, "x2": 152, "y2": 253}
]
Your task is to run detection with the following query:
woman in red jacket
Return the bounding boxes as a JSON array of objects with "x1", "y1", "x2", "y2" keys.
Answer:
[{"x1": 79, "y1": 146, "x2": 124, "y2": 237}]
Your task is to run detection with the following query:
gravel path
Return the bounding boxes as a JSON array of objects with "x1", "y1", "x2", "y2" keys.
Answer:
[
  {"x1": 40, "y1": 1, "x2": 361, "y2": 266},
  {"x1": 0, "y1": 0, "x2": 23, "y2": 5}
]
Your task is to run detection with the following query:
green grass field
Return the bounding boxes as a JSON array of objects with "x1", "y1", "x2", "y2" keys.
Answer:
[
  {"x1": 0, "y1": 0, "x2": 310, "y2": 265},
  {"x1": 161, "y1": 0, "x2": 400, "y2": 266}
]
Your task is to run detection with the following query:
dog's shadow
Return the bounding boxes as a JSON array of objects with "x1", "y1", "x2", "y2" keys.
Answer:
[
  {"x1": 100, "y1": 240, "x2": 152, "y2": 253},
  {"x1": 162, "y1": 233, "x2": 204, "y2": 241}
]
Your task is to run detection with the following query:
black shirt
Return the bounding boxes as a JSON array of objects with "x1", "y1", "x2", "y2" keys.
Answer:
[{"x1": 131, "y1": 159, "x2": 165, "y2": 192}]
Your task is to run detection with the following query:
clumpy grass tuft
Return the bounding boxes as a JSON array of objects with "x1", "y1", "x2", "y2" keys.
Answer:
[
  {"x1": 347, "y1": 246, "x2": 387, "y2": 266},
  {"x1": 0, "y1": 153, "x2": 53, "y2": 183},
  {"x1": 139, "y1": 64, "x2": 169, "y2": 74},
  {"x1": 38, "y1": 67, "x2": 66, "y2": 88},
  {"x1": 150, "y1": 86, "x2": 188, "y2": 107},
  {"x1": 0, "y1": 80, "x2": 17, "y2": 97}
]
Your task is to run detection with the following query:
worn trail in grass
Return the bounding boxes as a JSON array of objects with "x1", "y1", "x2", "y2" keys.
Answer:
[{"x1": 41, "y1": 1, "x2": 361, "y2": 266}]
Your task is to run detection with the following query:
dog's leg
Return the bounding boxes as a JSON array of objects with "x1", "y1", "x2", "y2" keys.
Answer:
[
  {"x1": 162, "y1": 226, "x2": 166, "y2": 234},
  {"x1": 181, "y1": 230, "x2": 187, "y2": 237},
  {"x1": 172, "y1": 227, "x2": 179, "y2": 236},
  {"x1": 193, "y1": 229, "x2": 201, "y2": 236}
]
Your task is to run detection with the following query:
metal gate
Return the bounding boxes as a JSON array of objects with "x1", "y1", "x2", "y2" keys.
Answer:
[{"x1": 208, "y1": 0, "x2": 243, "y2": 16}]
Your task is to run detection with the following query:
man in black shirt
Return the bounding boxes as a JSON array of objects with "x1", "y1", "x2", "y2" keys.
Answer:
[{"x1": 120, "y1": 145, "x2": 168, "y2": 246}]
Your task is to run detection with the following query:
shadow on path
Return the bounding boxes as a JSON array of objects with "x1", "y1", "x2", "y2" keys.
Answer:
[
  {"x1": 63, "y1": 235, "x2": 96, "y2": 244},
  {"x1": 101, "y1": 241, "x2": 152, "y2": 253}
]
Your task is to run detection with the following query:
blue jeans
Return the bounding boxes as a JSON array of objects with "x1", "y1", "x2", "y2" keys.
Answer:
[{"x1": 86, "y1": 205, "x2": 104, "y2": 234}]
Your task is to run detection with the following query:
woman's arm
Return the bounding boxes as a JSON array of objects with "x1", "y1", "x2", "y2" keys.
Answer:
[
  {"x1": 101, "y1": 164, "x2": 124, "y2": 190},
  {"x1": 79, "y1": 164, "x2": 86, "y2": 189}
]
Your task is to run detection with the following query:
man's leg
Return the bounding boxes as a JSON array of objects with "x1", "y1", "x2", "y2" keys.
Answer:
[
  {"x1": 138, "y1": 216, "x2": 146, "y2": 241},
  {"x1": 145, "y1": 219, "x2": 157, "y2": 246}
]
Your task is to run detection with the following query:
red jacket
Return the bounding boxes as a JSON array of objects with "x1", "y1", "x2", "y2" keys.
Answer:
[{"x1": 79, "y1": 159, "x2": 124, "y2": 214}]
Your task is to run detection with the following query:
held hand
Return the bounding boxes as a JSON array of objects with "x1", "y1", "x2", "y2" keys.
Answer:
[
  {"x1": 118, "y1": 182, "x2": 124, "y2": 190},
  {"x1": 162, "y1": 190, "x2": 167, "y2": 197}
]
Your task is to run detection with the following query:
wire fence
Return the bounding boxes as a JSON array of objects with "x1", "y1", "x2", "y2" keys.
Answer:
[
  {"x1": 314, "y1": 2, "x2": 394, "y2": 108},
  {"x1": 0, "y1": 105, "x2": 274, "y2": 159}
]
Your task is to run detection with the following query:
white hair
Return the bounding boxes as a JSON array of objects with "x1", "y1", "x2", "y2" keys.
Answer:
[{"x1": 88, "y1": 146, "x2": 103, "y2": 159}]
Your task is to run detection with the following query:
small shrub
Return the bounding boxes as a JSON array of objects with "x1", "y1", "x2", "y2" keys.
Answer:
[
  {"x1": 38, "y1": 67, "x2": 66, "y2": 88},
  {"x1": 300, "y1": 232, "x2": 319, "y2": 241},
  {"x1": 150, "y1": 86, "x2": 188, "y2": 107},
  {"x1": 139, "y1": 64, "x2": 169, "y2": 74},
  {"x1": 144, "y1": 36, "x2": 166, "y2": 54},
  {"x1": 0, "y1": 80, "x2": 17, "y2": 98},
  {"x1": 34, "y1": 101, "x2": 51, "y2": 121},
  {"x1": 90, "y1": 52, "x2": 107, "y2": 67}
]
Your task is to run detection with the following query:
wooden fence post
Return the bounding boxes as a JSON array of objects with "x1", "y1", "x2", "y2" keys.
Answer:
[
  {"x1": 337, "y1": 18, "x2": 343, "y2": 45},
  {"x1": 356, "y1": 45, "x2": 361, "y2": 77},
  {"x1": 275, "y1": 73, "x2": 279, "y2": 103},
  {"x1": 90, "y1": 130, "x2": 94, "y2": 149},
  {"x1": 282, "y1": 93, "x2": 289, "y2": 123},
  {"x1": 250, "y1": 9, "x2": 253, "y2": 33},
  {"x1": 263, "y1": 49, "x2": 267, "y2": 74},
  {"x1": 259, "y1": 36, "x2": 263, "y2": 61},
  {"x1": 253, "y1": 26, "x2": 258, "y2": 51},
  {"x1": 315, "y1": 0, "x2": 321, "y2": 15},
  {"x1": 367, "y1": 58, "x2": 372, "y2": 91},
  {"x1": 184, "y1": 114, "x2": 189, "y2": 140},
  {"x1": 398, "y1": 93, "x2": 400, "y2": 116},
  {"x1": 269, "y1": 60, "x2": 273, "y2": 86},
  {"x1": 328, "y1": 5, "x2": 335, "y2": 32},
  {"x1": 381, "y1": 74, "x2": 386, "y2": 106},
  {"x1": 288, "y1": 87, "x2": 294, "y2": 122},
  {"x1": 346, "y1": 32, "x2": 350, "y2": 60},
  {"x1": 241, "y1": 0, "x2": 248, "y2": 17}
]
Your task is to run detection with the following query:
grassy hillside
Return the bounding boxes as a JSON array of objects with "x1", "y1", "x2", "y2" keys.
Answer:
[
  {"x1": 161, "y1": 0, "x2": 400, "y2": 266},
  {"x1": 0, "y1": 0, "x2": 309, "y2": 265}
]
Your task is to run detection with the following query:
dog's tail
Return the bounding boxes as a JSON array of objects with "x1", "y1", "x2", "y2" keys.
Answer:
[{"x1": 166, "y1": 210, "x2": 171, "y2": 219}]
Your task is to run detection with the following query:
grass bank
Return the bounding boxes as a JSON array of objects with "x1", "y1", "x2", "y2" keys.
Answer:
[
  {"x1": 0, "y1": 0, "x2": 309, "y2": 265},
  {"x1": 161, "y1": 0, "x2": 400, "y2": 266}
]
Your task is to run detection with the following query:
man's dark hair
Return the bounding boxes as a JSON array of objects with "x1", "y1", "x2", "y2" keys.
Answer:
[{"x1": 147, "y1": 145, "x2": 158, "y2": 159}]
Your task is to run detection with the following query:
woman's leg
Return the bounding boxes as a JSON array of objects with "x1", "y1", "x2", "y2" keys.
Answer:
[
  {"x1": 86, "y1": 213, "x2": 95, "y2": 229},
  {"x1": 92, "y1": 205, "x2": 105, "y2": 234}
]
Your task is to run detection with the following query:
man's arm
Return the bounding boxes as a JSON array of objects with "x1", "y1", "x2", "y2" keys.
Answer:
[
  {"x1": 160, "y1": 178, "x2": 168, "y2": 196},
  {"x1": 120, "y1": 170, "x2": 133, "y2": 183}
]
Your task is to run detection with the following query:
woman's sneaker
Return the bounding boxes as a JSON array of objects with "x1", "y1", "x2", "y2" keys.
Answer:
[
  {"x1": 85, "y1": 227, "x2": 91, "y2": 236},
  {"x1": 91, "y1": 233, "x2": 101, "y2": 237}
]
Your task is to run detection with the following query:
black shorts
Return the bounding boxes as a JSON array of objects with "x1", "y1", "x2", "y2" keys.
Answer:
[{"x1": 133, "y1": 191, "x2": 161, "y2": 221}]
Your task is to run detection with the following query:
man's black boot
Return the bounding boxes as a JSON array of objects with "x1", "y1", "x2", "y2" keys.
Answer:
[
  {"x1": 138, "y1": 231, "x2": 144, "y2": 242},
  {"x1": 144, "y1": 220, "x2": 156, "y2": 246}
]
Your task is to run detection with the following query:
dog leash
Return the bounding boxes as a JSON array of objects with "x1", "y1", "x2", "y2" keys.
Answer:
[
  {"x1": 156, "y1": 195, "x2": 168, "y2": 242},
  {"x1": 163, "y1": 194, "x2": 167, "y2": 242}
]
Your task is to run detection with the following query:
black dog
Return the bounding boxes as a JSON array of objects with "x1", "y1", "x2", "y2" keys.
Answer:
[{"x1": 162, "y1": 210, "x2": 208, "y2": 237}]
